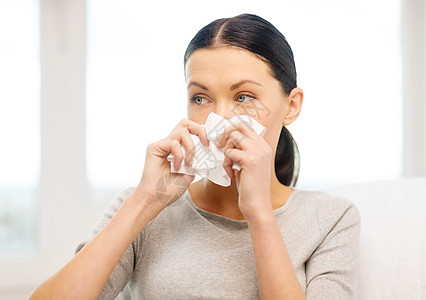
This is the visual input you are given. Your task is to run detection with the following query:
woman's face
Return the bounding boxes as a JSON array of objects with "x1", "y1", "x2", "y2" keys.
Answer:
[{"x1": 185, "y1": 46, "x2": 302, "y2": 156}]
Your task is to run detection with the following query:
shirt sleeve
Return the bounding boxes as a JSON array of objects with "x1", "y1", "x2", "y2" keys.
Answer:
[
  {"x1": 75, "y1": 186, "x2": 138, "y2": 300},
  {"x1": 305, "y1": 202, "x2": 361, "y2": 300}
]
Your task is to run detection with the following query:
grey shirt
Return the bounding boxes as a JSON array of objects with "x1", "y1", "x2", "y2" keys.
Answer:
[{"x1": 76, "y1": 186, "x2": 361, "y2": 299}]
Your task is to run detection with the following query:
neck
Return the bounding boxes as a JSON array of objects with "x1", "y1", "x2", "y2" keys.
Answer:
[{"x1": 188, "y1": 171, "x2": 293, "y2": 220}]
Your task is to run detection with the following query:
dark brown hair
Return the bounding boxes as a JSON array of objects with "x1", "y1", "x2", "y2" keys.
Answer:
[{"x1": 184, "y1": 14, "x2": 300, "y2": 186}]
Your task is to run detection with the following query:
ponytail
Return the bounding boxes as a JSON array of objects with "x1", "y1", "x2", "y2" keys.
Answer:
[{"x1": 275, "y1": 126, "x2": 300, "y2": 187}]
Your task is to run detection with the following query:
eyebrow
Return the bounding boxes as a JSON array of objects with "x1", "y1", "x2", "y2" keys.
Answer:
[
  {"x1": 187, "y1": 81, "x2": 209, "y2": 91},
  {"x1": 230, "y1": 80, "x2": 264, "y2": 90},
  {"x1": 187, "y1": 79, "x2": 264, "y2": 91}
]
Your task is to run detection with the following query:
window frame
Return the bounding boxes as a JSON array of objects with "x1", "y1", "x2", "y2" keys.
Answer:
[{"x1": 0, "y1": 0, "x2": 92, "y2": 295}]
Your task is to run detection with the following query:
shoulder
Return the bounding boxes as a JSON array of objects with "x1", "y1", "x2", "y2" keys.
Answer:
[
  {"x1": 87, "y1": 186, "x2": 138, "y2": 239},
  {"x1": 286, "y1": 189, "x2": 361, "y2": 236},
  {"x1": 292, "y1": 190, "x2": 361, "y2": 298},
  {"x1": 111, "y1": 186, "x2": 138, "y2": 208},
  {"x1": 75, "y1": 186, "x2": 138, "y2": 254},
  {"x1": 99, "y1": 186, "x2": 138, "y2": 220}
]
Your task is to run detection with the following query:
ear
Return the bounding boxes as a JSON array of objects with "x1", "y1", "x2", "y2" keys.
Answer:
[{"x1": 282, "y1": 87, "x2": 303, "y2": 126}]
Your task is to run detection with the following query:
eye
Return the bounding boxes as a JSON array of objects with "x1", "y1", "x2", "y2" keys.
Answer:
[
  {"x1": 236, "y1": 94, "x2": 255, "y2": 103},
  {"x1": 190, "y1": 96, "x2": 208, "y2": 105}
]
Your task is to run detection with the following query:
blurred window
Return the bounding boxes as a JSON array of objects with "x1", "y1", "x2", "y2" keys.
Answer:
[{"x1": 0, "y1": 0, "x2": 39, "y2": 255}]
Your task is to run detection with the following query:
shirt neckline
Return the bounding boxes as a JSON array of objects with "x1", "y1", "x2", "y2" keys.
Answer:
[{"x1": 184, "y1": 188, "x2": 299, "y2": 225}]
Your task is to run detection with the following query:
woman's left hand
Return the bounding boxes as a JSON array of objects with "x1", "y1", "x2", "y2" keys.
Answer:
[{"x1": 216, "y1": 121, "x2": 273, "y2": 219}]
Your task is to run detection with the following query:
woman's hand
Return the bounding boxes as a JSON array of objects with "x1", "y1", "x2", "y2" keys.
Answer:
[
  {"x1": 29, "y1": 119, "x2": 209, "y2": 300},
  {"x1": 134, "y1": 119, "x2": 209, "y2": 209},
  {"x1": 216, "y1": 121, "x2": 273, "y2": 219}
]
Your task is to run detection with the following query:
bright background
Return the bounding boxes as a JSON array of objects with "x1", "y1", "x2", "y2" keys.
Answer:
[
  {"x1": 1, "y1": 0, "x2": 425, "y2": 298},
  {"x1": 87, "y1": 0, "x2": 402, "y2": 190}
]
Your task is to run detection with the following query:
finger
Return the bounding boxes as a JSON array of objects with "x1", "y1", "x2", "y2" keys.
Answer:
[
  {"x1": 223, "y1": 148, "x2": 244, "y2": 175},
  {"x1": 187, "y1": 124, "x2": 209, "y2": 147},
  {"x1": 235, "y1": 120, "x2": 257, "y2": 137},
  {"x1": 149, "y1": 139, "x2": 185, "y2": 171},
  {"x1": 176, "y1": 119, "x2": 210, "y2": 147},
  {"x1": 180, "y1": 133, "x2": 196, "y2": 167},
  {"x1": 169, "y1": 140, "x2": 184, "y2": 171},
  {"x1": 223, "y1": 131, "x2": 249, "y2": 153},
  {"x1": 215, "y1": 123, "x2": 237, "y2": 148},
  {"x1": 223, "y1": 153, "x2": 234, "y2": 178},
  {"x1": 217, "y1": 121, "x2": 257, "y2": 148}
]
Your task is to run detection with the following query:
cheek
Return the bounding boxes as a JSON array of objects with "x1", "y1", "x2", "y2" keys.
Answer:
[
  {"x1": 187, "y1": 107, "x2": 209, "y2": 125},
  {"x1": 262, "y1": 122, "x2": 281, "y2": 151},
  {"x1": 259, "y1": 105, "x2": 286, "y2": 151}
]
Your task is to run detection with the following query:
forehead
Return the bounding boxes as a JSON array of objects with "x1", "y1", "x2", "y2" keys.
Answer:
[{"x1": 185, "y1": 46, "x2": 274, "y2": 83}]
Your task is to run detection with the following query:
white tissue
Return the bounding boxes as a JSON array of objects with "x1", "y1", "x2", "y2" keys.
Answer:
[{"x1": 167, "y1": 112, "x2": 266, "y2": 187}]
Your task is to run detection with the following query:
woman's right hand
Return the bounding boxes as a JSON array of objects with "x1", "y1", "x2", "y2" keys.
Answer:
[
  {"x1": 133, "y1": 118, "x2": 209, "y2": 209},
  {"x1": 28, "y1": 119, "x2": 209, "y2": 300}
]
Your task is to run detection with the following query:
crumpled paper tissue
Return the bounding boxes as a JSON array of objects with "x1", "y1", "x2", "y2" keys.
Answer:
[{"x1": 167, "y1": 112, "x2": 266, "y2": 186}]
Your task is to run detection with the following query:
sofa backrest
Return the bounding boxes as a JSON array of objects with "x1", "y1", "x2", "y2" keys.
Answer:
[{"x1": 322, "y1": 178, "x2": 426, "y2": 300}]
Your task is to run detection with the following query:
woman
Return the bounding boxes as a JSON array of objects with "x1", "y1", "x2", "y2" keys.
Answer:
[{"x1": 30, "y1": 14, "x2": 360, "y2": 299}]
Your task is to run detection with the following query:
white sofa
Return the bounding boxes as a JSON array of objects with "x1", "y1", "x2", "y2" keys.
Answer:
[{"x1": 322, "y1": 178, "x2": 426, "y2": 300}]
